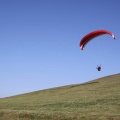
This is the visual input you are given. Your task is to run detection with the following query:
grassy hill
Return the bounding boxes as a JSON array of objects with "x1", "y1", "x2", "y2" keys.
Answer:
[{"x1": 0, "y1": 73, "x2": 120, "y2": 120}]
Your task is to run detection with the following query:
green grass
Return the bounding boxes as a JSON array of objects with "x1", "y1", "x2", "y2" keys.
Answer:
[{"x1": 0, "y1": 73, "x2": 120, "y2": 120}]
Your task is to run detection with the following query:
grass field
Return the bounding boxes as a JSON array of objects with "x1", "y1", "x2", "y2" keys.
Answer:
[{"x1": 0, "y1": 73, "x2": 120, "y2": 120}]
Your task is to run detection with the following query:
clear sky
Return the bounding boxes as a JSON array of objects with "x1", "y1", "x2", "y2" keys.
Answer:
[{"x1": 0, "y1": 0, "x2": 120, "y2": 98}]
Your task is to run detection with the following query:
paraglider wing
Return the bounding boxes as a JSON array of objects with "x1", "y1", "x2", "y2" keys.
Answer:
[{"x1": 80, "y1": 30, "x2": 116, "y2": 50}]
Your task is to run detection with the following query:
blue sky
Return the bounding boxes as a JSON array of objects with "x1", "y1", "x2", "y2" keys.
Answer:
[{"x1": 0, "y1": 0, "x2": 120, "y2": 98}]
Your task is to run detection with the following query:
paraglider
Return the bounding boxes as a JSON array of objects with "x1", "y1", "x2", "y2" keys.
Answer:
[
  {"x1": 80, "y1": 30, "x2": 116, "y2": 71},
  {"x1": 80, "y1": 30, "x2": 116, "y2": 50}
]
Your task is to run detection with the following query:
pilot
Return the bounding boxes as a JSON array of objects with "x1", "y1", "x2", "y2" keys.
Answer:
[{"x1": 97, "y1": 65, "x2": 101, "y2": 71}]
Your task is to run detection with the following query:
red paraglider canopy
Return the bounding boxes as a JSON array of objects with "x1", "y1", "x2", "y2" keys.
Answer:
[{"x1": 80, "y1": 30, "x2": 116, "y2": 50}]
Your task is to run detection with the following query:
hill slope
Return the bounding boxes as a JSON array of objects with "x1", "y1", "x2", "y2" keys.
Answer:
[{"x1": 0, "y1": 73, "x2": 120, "y2": 120}]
